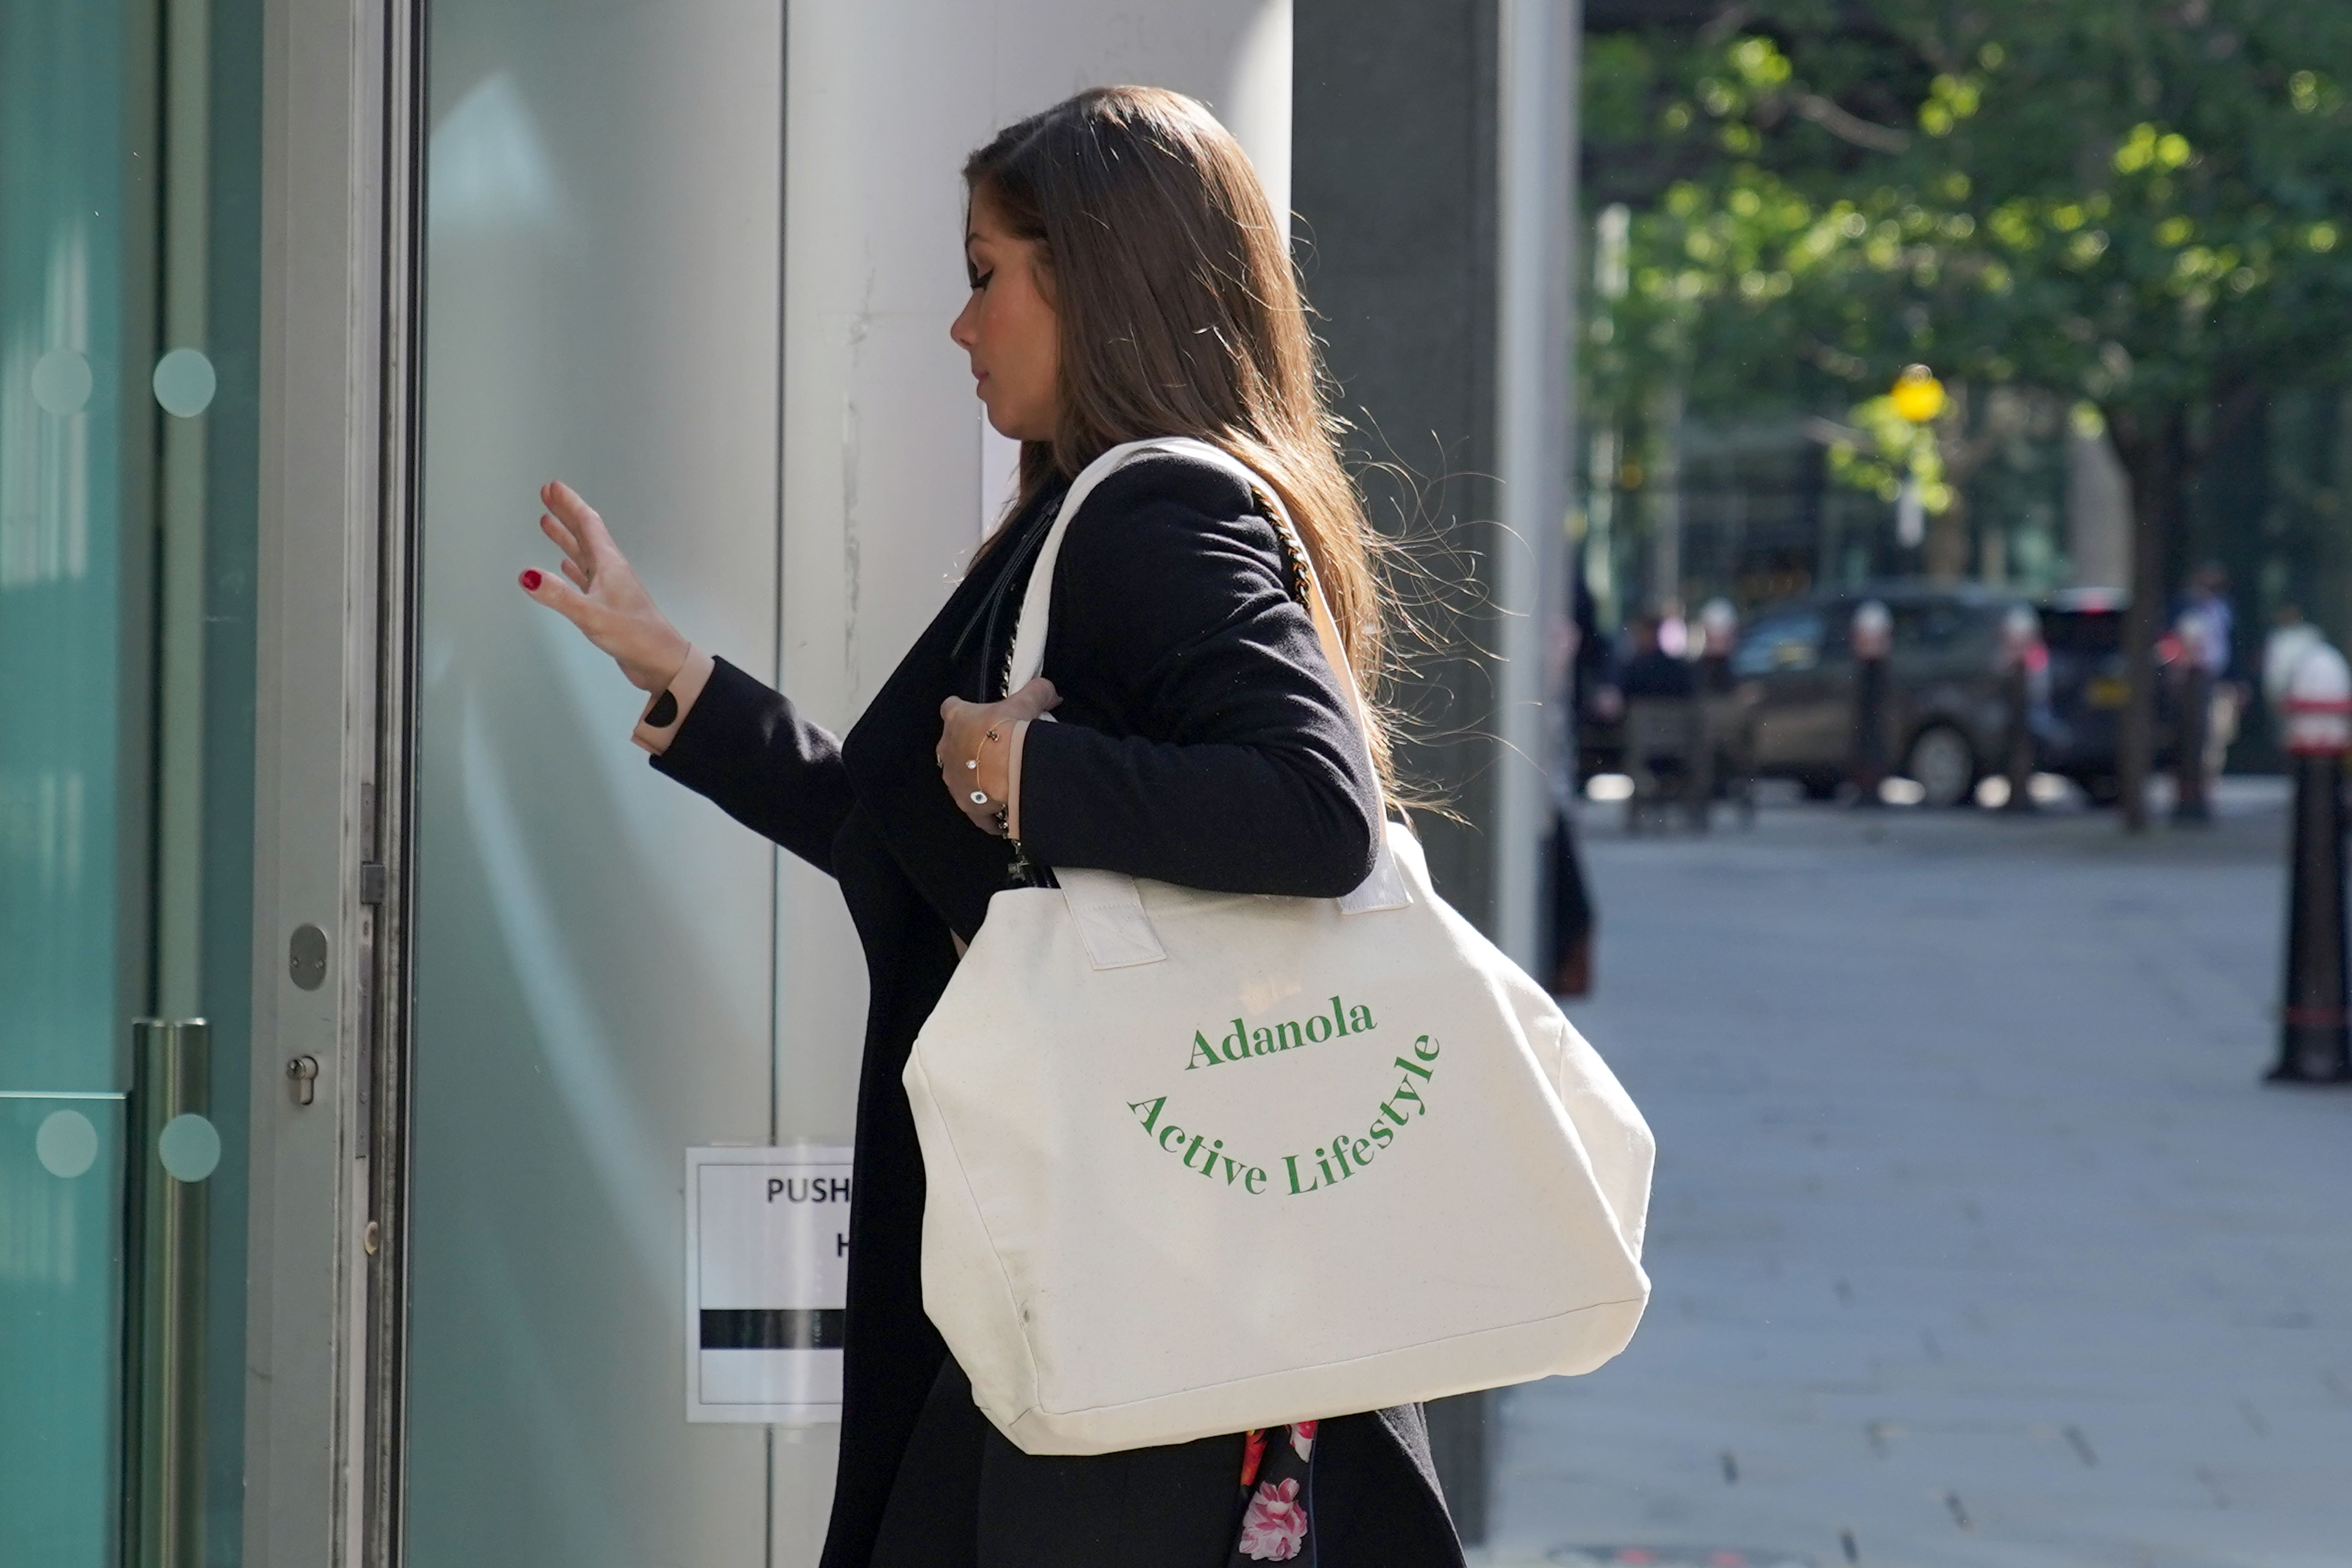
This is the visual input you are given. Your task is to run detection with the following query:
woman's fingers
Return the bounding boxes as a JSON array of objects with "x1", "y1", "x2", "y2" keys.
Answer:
[
  {"x1": 538, "y1": 483, "x2": 588, "y2": 546},
  {"x1": 519, "y1": 565, "x2": 594, "y2": 630},
  {"x1": 544, "y1": 479, "x2": 625, "y2": 571},
  {"x1": 933, "y1": 690, "x2": 1039, "y2": 836},
  {"x1": 539, "y1": 511, "x2": 593, "y2": 576},
  {"x1": 938, "y1": 682, "x2": 1054, "y2": 729},
  {"x1": 523, "y1": 485, "x2": 690, "y2": 691},
  {"x1": 1004, "y1": 677, "x2": 1060, "y2": 719}
]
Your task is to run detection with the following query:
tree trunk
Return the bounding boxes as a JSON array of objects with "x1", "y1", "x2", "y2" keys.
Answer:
[{"x1": 2112, "y1": 407, "x2": 2187, "y2": 835}]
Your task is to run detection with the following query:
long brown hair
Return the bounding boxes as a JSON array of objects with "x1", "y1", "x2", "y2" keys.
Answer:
[{"x1": 965, "y1": 86, "x2": 1400, "y2": 795}]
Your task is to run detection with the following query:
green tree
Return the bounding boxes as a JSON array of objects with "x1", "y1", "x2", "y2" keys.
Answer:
[{"x1": 1584, "y1": 0, "x2": 2352, "y2": 826}]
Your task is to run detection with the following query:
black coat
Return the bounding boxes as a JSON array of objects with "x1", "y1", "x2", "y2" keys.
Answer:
[{"x1": 652, "y1": 451, "x2": 1465, "y2": 1567}]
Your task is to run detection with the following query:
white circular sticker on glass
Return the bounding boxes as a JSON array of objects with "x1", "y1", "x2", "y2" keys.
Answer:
[
  {"x1": 36, "y1": 1109, "x2": 100, "y2": 1179},
  {"x1": 31, "y1": 349, "x2": 93, "y2": 416},
  {"x1": 152, "y1": 347, "x2": 218, "y2": 417},
  {"x1": 158, "y1": 1113, "x2": 222, "y2": 1183}
]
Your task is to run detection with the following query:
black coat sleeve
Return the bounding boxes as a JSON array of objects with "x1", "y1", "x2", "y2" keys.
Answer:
[
  {"x1": 651, "y1": 657, "x2": 858, "y2": 877},
  {"x1": 1016, "y1": 457, "x2": 1382, "y2": 898}
]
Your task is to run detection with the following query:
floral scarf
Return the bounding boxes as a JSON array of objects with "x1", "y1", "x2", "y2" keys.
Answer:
[{"x1": 1230, "y1": 1421, "x2": 1318, "y2": 1564}]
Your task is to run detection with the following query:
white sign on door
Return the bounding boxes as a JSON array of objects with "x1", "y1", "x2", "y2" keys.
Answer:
[{"x1": 685, "y1": 1145, "x2": 852, "y2": 1424}]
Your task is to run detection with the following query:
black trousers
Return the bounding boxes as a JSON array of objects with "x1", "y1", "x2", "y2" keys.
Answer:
[{"x1": 870, "y1": 1359, "x2": 1243, "y2": 1568}]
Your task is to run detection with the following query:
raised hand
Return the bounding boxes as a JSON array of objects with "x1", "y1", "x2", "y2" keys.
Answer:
[{"x1": 520, "y1": 480, "x2": 692, "y2": 692}]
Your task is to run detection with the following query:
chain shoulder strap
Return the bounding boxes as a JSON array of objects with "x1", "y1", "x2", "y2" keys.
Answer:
[{"x1": 1245, "y1": 485, "x2": 1316, "y2": 610}]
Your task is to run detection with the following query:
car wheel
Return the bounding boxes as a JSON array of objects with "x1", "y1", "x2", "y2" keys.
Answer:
[
  {"x1": 1800, "y1": 775, "x2": 1840, "y2": 802},
  {"x1": 1904, "y1": 724, "x2": 1977, "y2": 808}
]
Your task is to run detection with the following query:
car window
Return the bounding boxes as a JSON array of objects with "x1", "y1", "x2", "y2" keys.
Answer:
[
  {"x1": 1892, "y1": 599, "x2": 1968, "y2": 650},
  {"x1": 2041, "y1": 608, "x2": 2124, "y2": 655},
  {"x1": 1733, "y1": 610, "x2": 1825, "y2": 677}
]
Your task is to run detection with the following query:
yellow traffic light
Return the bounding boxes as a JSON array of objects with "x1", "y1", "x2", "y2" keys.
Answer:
[{"x1": 1891, "y1": 364, "x2": 1946, "y2": 423}]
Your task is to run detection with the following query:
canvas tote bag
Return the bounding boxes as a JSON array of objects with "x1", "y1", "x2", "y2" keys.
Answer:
[{"x1": 904, "y1": 437, "x2": 1653, "y2": 1456}]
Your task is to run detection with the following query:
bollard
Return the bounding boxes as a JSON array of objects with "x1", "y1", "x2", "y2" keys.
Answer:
[
  {"x1": 2269, "y1": 642, "x2": 2352, "y2": 1084},
  {"x1": 1849, "y1": 600, "x2": 1891, "y2": 806},
  {"x1": 1696, "y1": 598, "x2": 1742, "y2": 823}
]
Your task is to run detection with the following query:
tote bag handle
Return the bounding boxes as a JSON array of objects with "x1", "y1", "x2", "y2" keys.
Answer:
[{"x1": 1000, "y1": 438, "x2": 1410, "y2": 970}]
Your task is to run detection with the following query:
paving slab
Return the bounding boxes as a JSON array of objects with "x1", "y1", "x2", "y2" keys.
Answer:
[{"x1": 1483, "y1": 780, "x2": 2352, "y2": 1568}]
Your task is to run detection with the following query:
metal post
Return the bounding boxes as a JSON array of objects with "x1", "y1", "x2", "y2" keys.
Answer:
[
  {"x1": 2174, "y1": 662, "x2": 2213, "y2": 824},
  {"x1": 125, "y1": 1018, "x2": 211, "y2": 1568},
  {"x1": 1492, "y1": 0, "x2": 1580, "y2": 975},
  {"x1": 1998, "y1": 662, "x2": 2036, "y2": 811},
  {"x1": 2270, "y1": 648, "x2": 2352, "y2": 1083},
  {"x1": 1849, "y1": 600, "x2": 1891, "y2": 806},
  {"x1": 2000, "y1": 605, "x2": 2038, "y2": 813}
]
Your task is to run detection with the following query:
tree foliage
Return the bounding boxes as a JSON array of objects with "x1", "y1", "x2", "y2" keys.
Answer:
[
  {"x1": 1584, "y1": 0, "x2": 2352, "y2": 430},
  {"x1": 1582, "y1": 0, "x2": 2352, "y2": 821}
]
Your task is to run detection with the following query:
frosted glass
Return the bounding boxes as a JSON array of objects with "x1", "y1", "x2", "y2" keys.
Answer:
[
  {"x1": 0, "y1": 0, "x2": 129, "y2": 1101},
  {"x1": 150, "y1": 347, "x2": 217, "y2": 417},
  {"x1": 0, "y1": 1097, "x2": 126, "y2": 1568},
  {"x1": 408, "y1": 4, "x2": 784, "y2": 1563},
  {"x1": 0, "y1": 4, "x2": 136, "y2": 1562}
]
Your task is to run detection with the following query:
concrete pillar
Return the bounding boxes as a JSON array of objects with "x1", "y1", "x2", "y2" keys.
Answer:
[
  {"x1": 1296, "y1": 0, "x2": 1581, "y2": 1537},
  {"x1": 1296, "y1": 0, "x2": 1501, "y2": 933},
  {"x1": 1493, "y1": 0, "x2": 1581, "y2": 973}
]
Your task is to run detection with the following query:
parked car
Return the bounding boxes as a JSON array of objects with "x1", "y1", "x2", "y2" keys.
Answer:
[
  {"x1": 1728, "y1": 582, "x2": 2029, "y2": 807},
  {"x1": 2035, "y1": 590, "x2": 2176, "y2": 804}
]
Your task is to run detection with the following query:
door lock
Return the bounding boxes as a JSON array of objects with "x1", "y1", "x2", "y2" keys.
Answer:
[
  {"x1": 289, "y1": 924, "x2": 328, "y2": 990},
  {"x1": 286, "y1": 1055, "x2": 319, "y2": 1106}
]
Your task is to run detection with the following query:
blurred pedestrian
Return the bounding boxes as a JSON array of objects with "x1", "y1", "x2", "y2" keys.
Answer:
[
  {"x1": 1619, "y1": 611, "x2": 1697, "y2": 701},
  {"x1": 1620, "y1": 611, "x2": 1701, "y2": 829},
  {"x1": 1997, "y1": 604, "x2": 2043, "y2": 813},
  {"x1": 1695, "y1": 598, "x2": 1738, "y2": 697},
  {"x1": 2172, "y1": 563, "x2": 2236, "y2": 822},
  {"x1": 1695, "y1": 598, "x2": 1751, "y2": 822}
]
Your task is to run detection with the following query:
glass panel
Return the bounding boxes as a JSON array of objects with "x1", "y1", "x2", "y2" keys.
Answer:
[
  {"x1": 0, "y1": 0, "x2": 137, "y2": 1107},
  {"x1": 406, "y1": 5, "x2": 784, "y2": 1563},
  {"x1": 0, "y1": 3, "x2": 144, "y2": 1558},
  {"x1": 0, "y1": 0, "x2": 261, "y2": 1560},
  {"x1": 0, "y1": 1095, "x2": 127, "y2": 1568}
]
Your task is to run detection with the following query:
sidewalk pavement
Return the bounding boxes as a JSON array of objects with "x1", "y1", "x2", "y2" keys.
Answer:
[{"x1": 1481, "y1": 780, "x2": 2352, "y2": 1568}]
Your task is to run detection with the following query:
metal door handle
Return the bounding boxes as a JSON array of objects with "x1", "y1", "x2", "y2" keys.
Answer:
[{"x1": 129, "y1": 1019, "x2": 212, "y2": 1568}]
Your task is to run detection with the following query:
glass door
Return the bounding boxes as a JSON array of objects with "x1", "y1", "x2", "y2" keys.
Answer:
[{"x1": 0, "y1": 0, "x2": 263, "y2": 1561}]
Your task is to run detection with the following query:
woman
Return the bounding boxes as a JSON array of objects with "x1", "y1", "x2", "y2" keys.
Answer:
[{"x1": 522, "y1": 87, "x2": 1464, "y2": 1568}]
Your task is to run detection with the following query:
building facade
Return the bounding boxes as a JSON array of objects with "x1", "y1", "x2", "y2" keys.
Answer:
[{"x1": 1, "y1": 0, "x2": 1579, "y2": 1562}]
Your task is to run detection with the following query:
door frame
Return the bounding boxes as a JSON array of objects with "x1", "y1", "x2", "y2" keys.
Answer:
[{"x1": 241, "y1": 0, "x2": 424, "y2": 1562}]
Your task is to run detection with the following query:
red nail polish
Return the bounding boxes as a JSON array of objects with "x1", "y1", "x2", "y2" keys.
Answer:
[{"x1": 519, "y1": 569, "x2": 543, "y2": 591}]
